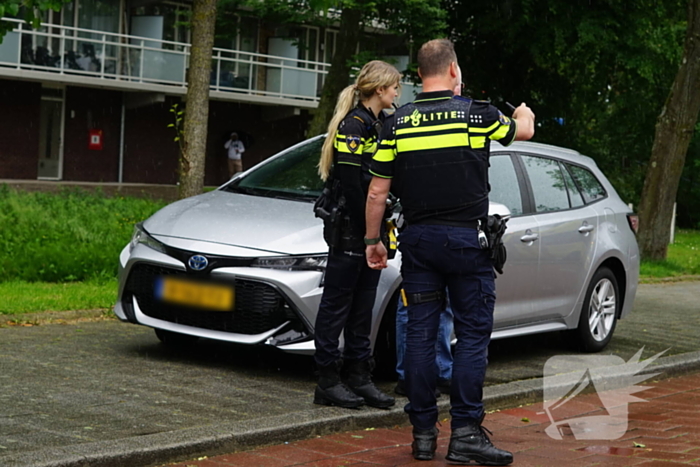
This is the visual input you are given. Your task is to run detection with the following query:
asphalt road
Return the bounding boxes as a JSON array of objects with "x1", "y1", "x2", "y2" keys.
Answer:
[{"x1": 0, "y1": 281, "x2": 698, "y2": 467}]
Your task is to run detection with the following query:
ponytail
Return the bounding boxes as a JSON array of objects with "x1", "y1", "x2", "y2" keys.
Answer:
[
  {"x1": 318, "y1": 85, "x2": 357, "y2": 181},
  {"x1": 318, "y1": 60, "x2": 401, "y2": 181}
]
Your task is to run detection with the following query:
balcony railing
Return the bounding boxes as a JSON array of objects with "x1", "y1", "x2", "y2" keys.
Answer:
[{"x1": 0, "y1": 17, "x2": 331, "y2": 103}]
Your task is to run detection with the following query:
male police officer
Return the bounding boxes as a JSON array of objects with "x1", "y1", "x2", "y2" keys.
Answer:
[{"x1": 364, "y1": 39, "x2": 535, "y2": 464}]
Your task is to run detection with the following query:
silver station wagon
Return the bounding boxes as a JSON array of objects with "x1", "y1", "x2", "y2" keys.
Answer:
[{"x1": 114, "y1": 136, "x2": 640, "y2": 361}]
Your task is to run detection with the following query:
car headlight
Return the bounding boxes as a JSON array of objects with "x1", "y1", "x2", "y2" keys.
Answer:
[
  {"x1": 129, "y1": 223, "x2": 166, "y2": 254},
  {"x1": 252, "y1": 255, "x2": 328, "y2": 271}
]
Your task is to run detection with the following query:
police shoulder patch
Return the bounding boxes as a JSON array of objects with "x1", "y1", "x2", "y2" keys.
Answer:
[
  {"x1": 498, "y1": 112, "x2": 511, "y2": 125},
  {"x1": 346, "y1": 135, "x2": 362, "y2": 153}
]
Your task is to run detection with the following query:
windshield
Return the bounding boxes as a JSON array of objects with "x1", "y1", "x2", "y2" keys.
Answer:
[{"x1": 224, "y1": 137, "x2": 324, "y2": 201}]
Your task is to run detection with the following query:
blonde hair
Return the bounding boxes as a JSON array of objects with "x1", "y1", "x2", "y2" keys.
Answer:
[{"x1": 318, "y1": 60, "x2": 401, "y2": 181}]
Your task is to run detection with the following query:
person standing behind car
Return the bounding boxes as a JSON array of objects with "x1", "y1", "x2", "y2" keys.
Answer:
[
  {"x1": 365, "y1": 39, "x2": 535, "y2": 464},
  {"x1": 224, "y1": 132, "x2": 245, "y2": 177},
  {"x1": 312, "y1": 61, "x2": 401, "y2": 409},
  {"x1": 395, "y1": 293, "x2": 453, "y2": 397}
]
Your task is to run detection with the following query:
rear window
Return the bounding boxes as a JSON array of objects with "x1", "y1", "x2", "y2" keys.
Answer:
[
  {"x1": 521, "y1": 155, "x2": 570, "y2": 213},
  {"x1": 559, "y1": 161, "x2": 585, "y2": 208},
  {"x1": 567, "y1": 164, "x2": 606, "y2": 204}
]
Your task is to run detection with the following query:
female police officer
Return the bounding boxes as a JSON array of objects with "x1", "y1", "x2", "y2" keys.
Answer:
[{"x1": 313, "y1": 60, "x2": 400, "y2": 409}]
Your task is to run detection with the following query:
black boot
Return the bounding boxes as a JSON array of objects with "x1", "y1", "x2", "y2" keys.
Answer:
[
  {"x1": 412, "y1": 426, "x2": 438, "y2": 461},
  {"x1": 446, "y1": 417, "x2": 513, "y2": 466},
  {"x1": 345, "y1": 358, "x2": 395, "y2": 409},
  {"x1": 313, "y1": 360, "x2": 365, "y2": 408}
]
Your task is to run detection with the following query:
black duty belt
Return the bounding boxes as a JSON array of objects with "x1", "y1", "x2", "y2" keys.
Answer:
[{"x1": 407, "y1": 219, "x2": 479, "y2": 229}]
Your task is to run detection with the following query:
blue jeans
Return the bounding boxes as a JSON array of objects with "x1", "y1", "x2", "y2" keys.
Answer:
[
  {"x1": 399, "y1": 224, "x2": 495, "y2": 431},
  {"x1": 396, "y1": 294, "x2": 453, "y2": 381}
]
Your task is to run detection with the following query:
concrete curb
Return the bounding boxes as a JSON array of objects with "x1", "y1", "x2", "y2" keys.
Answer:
[{"x1": 7, "y1": 350, "x2": 700, "y2": 467}]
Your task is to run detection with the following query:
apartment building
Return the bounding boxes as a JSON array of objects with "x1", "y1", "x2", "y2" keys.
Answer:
[{"x1": 0, "y1": 0, "x2": 415, "y2": 186}]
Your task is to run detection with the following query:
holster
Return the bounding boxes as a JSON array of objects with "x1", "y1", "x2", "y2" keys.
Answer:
[
  {"x1": 314, "y1": 178, "x2": 343, "y2": 224},
  {"x1": 485, "y1": 214, "x2": 508, "y2": 274},
  {"x1": 324, "y1": 215, "x2": 364, "y2": 251},
  {"x1": 382, "y1": 194, "x2": 399, "y2": 260},
  {"x1": 383, "y1": 218, "x2": 398, "y2": 260}
]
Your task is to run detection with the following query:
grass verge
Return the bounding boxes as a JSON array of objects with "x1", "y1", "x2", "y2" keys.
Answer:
[
  {"x1": 640, "y1": 229, "x2": 700, "y2": 282},
  {"x1": 0, "y1": 185, "x2": 166, "y2": 282},
  {"x1": 0, "y1": 279, "x2": 117, "y2": 315}
]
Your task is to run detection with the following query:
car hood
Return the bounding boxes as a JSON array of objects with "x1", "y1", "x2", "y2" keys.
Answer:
[{"x1": 143, "y1": 190, "x2": 326, "y2": 255}]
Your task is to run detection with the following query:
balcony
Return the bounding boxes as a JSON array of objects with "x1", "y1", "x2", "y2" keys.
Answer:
[{"x1": 0, "y1": 17, "x2": 330, "y2": 108}]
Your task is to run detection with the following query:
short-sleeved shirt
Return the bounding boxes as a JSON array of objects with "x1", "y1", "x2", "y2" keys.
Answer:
[
  {"x1": 332, "y1": 106, "x2": 383, "y2": 235},
  {"x1": 335, "y1": 107, "x2": 380, "y2": 173}
]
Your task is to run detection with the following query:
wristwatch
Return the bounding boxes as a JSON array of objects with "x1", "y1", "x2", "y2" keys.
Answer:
[{"x1": 363, "y1": 237, "x2": 381, "y2": 245}]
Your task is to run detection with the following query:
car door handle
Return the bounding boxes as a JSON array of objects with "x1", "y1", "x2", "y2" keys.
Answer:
[
  {"x1": 520, "y1": 233, "x2": 539, "y2": 243},
  {"x1": 578, "y1": 224, "x2": 595, "y2": 233}
]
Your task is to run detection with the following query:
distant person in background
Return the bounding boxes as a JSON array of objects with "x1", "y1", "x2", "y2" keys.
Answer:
[{"x1": 225, "y1": 132, "x2": 245, "y2": 177}]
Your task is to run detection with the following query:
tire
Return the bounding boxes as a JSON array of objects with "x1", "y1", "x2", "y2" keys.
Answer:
[
  {"x1": 154, "y1": 328, "x2": 199, "y2": 347},
  {"x1": 575, "y1": 267, "x2": 619, "y2": 352},
  {"x1": 373, "y1": 290, "x2": 399, "y2": 379}
]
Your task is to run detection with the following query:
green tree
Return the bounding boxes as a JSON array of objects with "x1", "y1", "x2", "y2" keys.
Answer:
[
  {"x1": 308, "y1": 0, "x2": 446, "y2": 136},
  {"x1": 637, "y1": 0, "x2": 700, "y2": 260},
  {"x1": 446, "y1": 0, "x2": 690, "y2": 218},
  {"x1": 217, "y1": 0, "x2": 446, "y2": 137},
  {"x1": 0, "y1": 0, "x2": 71, "y2": 40}
]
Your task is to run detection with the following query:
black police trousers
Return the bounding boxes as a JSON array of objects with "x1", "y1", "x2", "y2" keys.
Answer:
[
  {"x1": 313, "y1": 247, "x2": 381, "y2": 368},
  {"x1": 399, "y1": 224, "x2": 496, "y2": 431}
]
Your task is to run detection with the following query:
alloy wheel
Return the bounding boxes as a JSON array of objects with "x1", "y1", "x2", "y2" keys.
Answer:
[{"x1": 587, "y1": 278, "x2": 616, "y2": 342}]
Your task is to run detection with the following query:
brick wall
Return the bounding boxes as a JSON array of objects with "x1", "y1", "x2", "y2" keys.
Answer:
[
  {"x1": 0, "y1": 79, "x2": 41, "y2": 179},
  {"x1": 62, "y1": 87, "x2": 122, "y2": 181},
  {"x1": 0, "y1": 79, "x2": 311, "y2": 184},
  {"x1": 123, "y1": 96, "x2": 180, "y2": 184}
]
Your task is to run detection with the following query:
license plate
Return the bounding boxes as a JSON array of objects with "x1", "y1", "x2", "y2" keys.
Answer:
[{"x1": 155, "y1": 277, "x2": 234, "y2": 311}]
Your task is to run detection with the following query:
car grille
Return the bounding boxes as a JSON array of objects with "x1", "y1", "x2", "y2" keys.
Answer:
[{"x1": 124, "y1": 263, "x2": 296, "y2": 335}]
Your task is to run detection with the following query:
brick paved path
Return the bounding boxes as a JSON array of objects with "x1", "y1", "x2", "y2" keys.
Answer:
[{"x1": 164, "y1": 372, "x2": 700, "y2": 466}]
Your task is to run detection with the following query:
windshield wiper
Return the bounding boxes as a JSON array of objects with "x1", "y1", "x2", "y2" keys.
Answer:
[
  {"x1": 228, "y1": 185, "x2": 266, "y2": 196},
  {"x1": 227, "y1": 185, "x2": 317, "y2": 201}
]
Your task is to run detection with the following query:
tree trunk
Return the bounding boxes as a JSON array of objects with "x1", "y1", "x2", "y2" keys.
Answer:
[
  {"x1": 178, "y1": 0, "x2": 217, "y2": 199},
  {"x1": 307, "y1": 5, "x2": 364, "y2": 136},
  {"x1": 637, "y1": 0, "x2": 700, "y2": 260}
]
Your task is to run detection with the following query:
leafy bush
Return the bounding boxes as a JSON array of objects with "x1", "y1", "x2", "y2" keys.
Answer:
[{"x1": 0, "y1": 185, "x2": 166, "y2": 282}]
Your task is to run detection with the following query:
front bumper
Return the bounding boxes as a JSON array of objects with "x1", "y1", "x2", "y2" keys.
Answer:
[{"x1": 115, "y1": 243, "x2": 324, "y2": 355}]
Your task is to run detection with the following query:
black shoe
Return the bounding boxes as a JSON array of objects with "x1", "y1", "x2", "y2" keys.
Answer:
[
  {"x1": 395, "y1": 379, "x2": 441, "y2": 398},
  {"x1": 314, "y1": 360, "x2": 365, "y2": 408},
  {"x1": 345, "y1": 359, "x2": 395, "y2": 409},
  {"x1": 446, "y1": 420, "x2": 513, "y2": 466},
  {"x1": 437, "y1": 377, "x2": 451, "y2": 396},
  {"x1": 313, "y1": 383, "x2": 365, "y2": 408},
  {"x1": 412, "y1": 426, "x2": 439, "y2": 461}
]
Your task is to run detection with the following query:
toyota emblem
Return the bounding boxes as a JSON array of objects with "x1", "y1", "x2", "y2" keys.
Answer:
[{"x1": 188, "y1": 255, "x2": 208, "y2": 271}]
